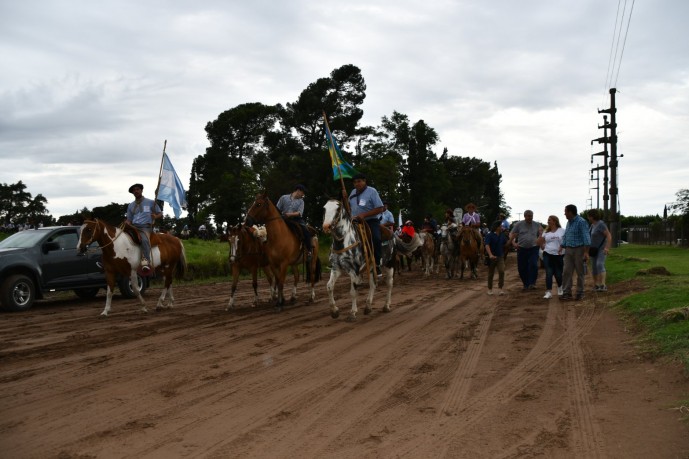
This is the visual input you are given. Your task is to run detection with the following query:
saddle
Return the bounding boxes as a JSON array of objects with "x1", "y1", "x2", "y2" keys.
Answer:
[{"x1": 122, "y1": 222, "x2": 160, "y2": 247}]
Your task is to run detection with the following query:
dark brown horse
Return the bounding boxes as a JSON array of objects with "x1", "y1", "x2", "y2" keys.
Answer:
[
  {"x1": 226, "y1": 224, "x2": 277, "y2": 310},
  {"x1": 77, "y1": 219, "x2": 187, "y2": 316},
  {"x1": 245, "y1": 193, "x2": 321, "y2": 311},
  {"x1": 458, "y1": 225, "x2": 480, "y2": 279}
]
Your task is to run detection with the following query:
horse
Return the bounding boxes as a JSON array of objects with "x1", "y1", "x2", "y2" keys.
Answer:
[
  {"x1": 458, "y1": 225, "x2": 480, "y2": 279},
  {"x1": 244, "y1": 193, "x2": 321, "y2": 311},
  {"x1": 439, "y1": 223, "x2": 459, "y2": 279},
  {"x1": 322, "y1": 199, "x2": 395, "y2": 321},
  {"x1": 77, "y1": 219, "x2": 187, "y2": 316},
  {"x1": 417, "y1": 232, "x2": 435, "y2": 277},
  {"x1": 226, "y1": 224, "x2": 278, "y2": 310}
]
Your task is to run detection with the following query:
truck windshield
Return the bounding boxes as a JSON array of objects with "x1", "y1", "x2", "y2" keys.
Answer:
[{"x1": 0, "y1": 230, "x2": 49, "y2": 249}]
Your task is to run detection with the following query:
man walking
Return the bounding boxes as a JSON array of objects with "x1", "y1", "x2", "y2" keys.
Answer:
[
  {"x1": 509, "y1": 210, "x2": 542, "y2": 290},
  {"x1": 559, "y1": 204, "x2": 591, "y2": 301}
]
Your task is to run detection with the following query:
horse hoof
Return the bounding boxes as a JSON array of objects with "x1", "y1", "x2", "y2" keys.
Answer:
[
  {"x1": 331, "y1": 310, "x2": 340, "y2": 319},
  {"x1": 383, "y1": 305, "x2": 391, "y2": 313},
  {"x1": 364, "y1": 307, "x2": 372, "y2": 315},
  {"x1": 346, "y1": 315, "x2": 357, "y2": 322}
]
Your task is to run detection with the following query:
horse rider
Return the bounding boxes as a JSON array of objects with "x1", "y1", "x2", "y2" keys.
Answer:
[
  {"x1": 400, "y1": 220, "x2": 416, "y2": 240},
  {"x1": 422, "y1": 213, "x2": 440, "y2": 245},
  {"x1": 276, "y1": 184, "x2": 312, "y2": 260},
  {"x1": 462, "y1": 203, "x2": 484, "y2": 252},
  {"x1": 348, "y1": 172, "x2": 385, "y2": 270},
  {"x1": 379, "y1": 201, "x2": 395, "y2": 232},
  {"x1": 126, "y1": 183, "x2": 162, "y2": 273}
]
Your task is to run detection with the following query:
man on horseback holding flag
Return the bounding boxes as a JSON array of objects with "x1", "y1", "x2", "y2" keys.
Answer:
[
  {"x1": 126, "y1": 183, "x2": 162, "y2": 273},
  {"x1": 276, "y1": 184, "x2": 313, "y2": 260},
  {"x1": 349, "y1": 173, "x2": 385, "y2": 271}
]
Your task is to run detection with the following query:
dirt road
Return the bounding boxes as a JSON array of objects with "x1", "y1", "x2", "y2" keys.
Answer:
[{"x1": 1, "y1": 266, "x2": 687, "y2": 458}]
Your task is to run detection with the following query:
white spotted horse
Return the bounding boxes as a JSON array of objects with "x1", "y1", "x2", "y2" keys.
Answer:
[
  {"x1": 77, "y1": 219, "x2": 186, "y2": 316},
  {"x1": 322, "y1": 199, "x2": 396, "y2": 321},
  {"x1": 439, "y1": 222, "x2": 459, "y2": 279},
  {"x1": 244, "y1": 193, "x2": 321, "y2": 311}
]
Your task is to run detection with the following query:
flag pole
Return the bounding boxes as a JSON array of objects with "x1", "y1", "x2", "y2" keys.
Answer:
[
  {"x1": 153, "y1": 140, "x2": 167, "y2": 228},
  {"x1": 322, "y1": 112, "x2": 351, "y2": 214}
]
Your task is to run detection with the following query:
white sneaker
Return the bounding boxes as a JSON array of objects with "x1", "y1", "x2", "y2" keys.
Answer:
[
  {"x1": 487, "y1": 289, "x2": 494, "y2": 295},
  {"x1": 557, "y1": 286, "x2": 563, "y2": 296},
  {"x1": 544, "y1": 291, "x2": 552, "y2": 299}
]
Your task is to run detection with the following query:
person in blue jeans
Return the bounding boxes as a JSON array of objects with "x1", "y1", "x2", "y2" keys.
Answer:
[
  {"x1": 485, "y1": 221, "x2": 510, "y2": 295},
  {"x1": 538, "y1": 215, "x2": 565, "y2": 299},
  {"x1": 508, "y1": 210, "x2": 543, "y2": 290}
]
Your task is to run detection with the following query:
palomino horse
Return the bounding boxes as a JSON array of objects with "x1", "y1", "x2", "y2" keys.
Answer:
[
  {"x1": 458, "y1": 225, "x2": 480, "y2": 279},
  {"x1": 77, "y1": 219, "x2": 187, "y2": 316},
  {"x1": 322, "y1": 199, "x2": 395, "y2": 321},
  {"x1": 226, "y1": 224, "x2": 277, "y2": 310},
  {"x1": 245, "y1": 193, "x2": 321, "y2": 311},
  {"x1": 439, "y1": 223, "x2": 459, "y2": 279}
]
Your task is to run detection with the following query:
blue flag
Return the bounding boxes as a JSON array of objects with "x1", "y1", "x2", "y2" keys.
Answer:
[{"x1": 157, "y1": 153, "x2": 187, "y2": 218}]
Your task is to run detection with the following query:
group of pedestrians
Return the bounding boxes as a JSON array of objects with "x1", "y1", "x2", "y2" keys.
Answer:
[{"x1": 484, "y1": 204, "x2": 613, "y2": 301}]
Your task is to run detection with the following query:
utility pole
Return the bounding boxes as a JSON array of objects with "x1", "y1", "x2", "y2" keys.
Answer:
[
  {"x1": 592, "y1": 88, "x2": 619, "y2": 247},
  {"x1": 591, "y1": 115, "x2": 611, "y2": 218}
]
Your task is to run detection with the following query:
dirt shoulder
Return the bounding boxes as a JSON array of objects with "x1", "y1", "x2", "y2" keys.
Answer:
[{"x1": 0, "y1": 266, "x2": 687, "y2": 458}]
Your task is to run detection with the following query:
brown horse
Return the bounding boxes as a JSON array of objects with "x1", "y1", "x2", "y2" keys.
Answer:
[
  {"x1": 226, "y1": 224, "x2": 277, "y2": 310},
  {"x1": 245, "y1": 193, "x2": 321, "y2": 311},
  {"x1": 77, "y1": 219, "x2": 187, "y2": 316},
  {"x1": 458, "y1": 225, "x2": 480, "y2": 279}
]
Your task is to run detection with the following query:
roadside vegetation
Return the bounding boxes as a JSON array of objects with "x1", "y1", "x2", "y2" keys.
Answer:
[{"x1": 606, "y1": 244, "x2": 689, "y2": 374}]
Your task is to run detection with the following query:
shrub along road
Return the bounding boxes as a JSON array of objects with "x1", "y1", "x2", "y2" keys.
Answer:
[{"x1": 0, "y1": 265, "x2": 687, "y2": 458}]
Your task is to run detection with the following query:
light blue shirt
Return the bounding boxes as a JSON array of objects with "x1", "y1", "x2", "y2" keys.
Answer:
[
  {"x1": 127, "y1": 197, "x2": 161, "y2": 227},
  {"x1": 379, "y1": 209, "x2": 394, "y2": 226},
  {"x1": 349, "y1": 186, "x2": 384, "y2": 220}
]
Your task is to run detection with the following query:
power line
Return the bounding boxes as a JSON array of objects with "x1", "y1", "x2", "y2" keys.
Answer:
[
  {"x1": 613, "y1": 0, "x2": 636, "y2": 88},
  {"x1": 603, "y1": 0, "x2": 623, "y2": 103}
]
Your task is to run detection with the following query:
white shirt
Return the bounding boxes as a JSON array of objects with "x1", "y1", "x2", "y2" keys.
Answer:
[{"x1": 543, "y1": 227, "x2": 565, "y2": 255}]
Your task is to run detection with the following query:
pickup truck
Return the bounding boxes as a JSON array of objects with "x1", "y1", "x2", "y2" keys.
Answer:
[{"x1": 0, "y1": 226, "x2": 147, "y2": 311}]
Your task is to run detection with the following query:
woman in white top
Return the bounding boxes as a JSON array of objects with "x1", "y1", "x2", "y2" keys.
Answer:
[{"x1": 537, "y1": 215, "x2": 566, "y2": 299}]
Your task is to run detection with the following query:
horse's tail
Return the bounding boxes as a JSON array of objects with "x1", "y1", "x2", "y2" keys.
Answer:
[
  {"x1": 305, "y1": 257, "x2": 322, "y2": 283},
  {"x1": 176, "y1": 240, "x2": 188, "y2": 280}
]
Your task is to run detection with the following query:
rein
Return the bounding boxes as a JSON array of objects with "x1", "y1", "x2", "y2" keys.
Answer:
[{"x1": 84, "y1": 219, "x2": 124, "y2": 250}]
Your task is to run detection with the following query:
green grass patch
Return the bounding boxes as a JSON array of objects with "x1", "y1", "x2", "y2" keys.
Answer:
[{"x1": 606, "y1": 244, "x2": 689, "y2": 374}]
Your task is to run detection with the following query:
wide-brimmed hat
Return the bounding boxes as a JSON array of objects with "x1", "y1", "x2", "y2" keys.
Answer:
[
  {"x1": 352, "y1": 172, "x2": 367, "y2": 180},
  {"x1": 464, "y1": 202, "x2": 477, "y2": 211},
  {"x1": 129, "y1": 183, "x2": 144, "y2": 193}
]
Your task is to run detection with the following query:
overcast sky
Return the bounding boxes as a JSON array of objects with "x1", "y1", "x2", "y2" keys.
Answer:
[{"x1": 1, "y1": 0, "x2": 687, "y2": 224}]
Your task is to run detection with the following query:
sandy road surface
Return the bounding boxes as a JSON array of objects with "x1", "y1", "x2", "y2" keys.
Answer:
[{"x1": 1, "y1": 265, "x2": 687, "y2": 458}]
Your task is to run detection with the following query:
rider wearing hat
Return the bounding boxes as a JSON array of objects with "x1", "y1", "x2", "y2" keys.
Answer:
[
  {"x1": 276, "y1": 184, "x2": 312, "y2": 260},
  {"x1": 126, "y1": 183, "x2": 162, "y2": 272},
  {"x1": 462, "y1": 202, "x2": 483, "y2": 251},
  {"x1": 349, "y1": 172, "x2": 385, "y2": 270}
]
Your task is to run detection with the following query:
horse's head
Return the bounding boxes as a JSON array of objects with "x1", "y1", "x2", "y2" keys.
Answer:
[
  {"x1": 77, "y1": 220, "x2": 103, "y2": 254},
  {"x1": 227, "y1": 225, "x2": 243, "y2": 263},
  {"x1": 245, "y1": 193, "x2": 272, "y2": 226},
  {"x1": 321, "y1": 199, "x2": 342, "y2": 234},
  {"x1": 459, "y1": 226, "x2": 475, "y2": 246}
]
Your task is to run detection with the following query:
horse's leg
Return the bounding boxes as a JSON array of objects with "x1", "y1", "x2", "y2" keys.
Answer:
[
  {"x1": 227, "y1": 265, "x2": 240, "y2": 310},
  {"x1": 156, "y1": 270, "x2": 173, "y2": 310},
  {"x1": 101, "y1": 273, "x2": 118, "y2": 316},
  {"x1": 129, "y1": 270, "x2": 148, "y2": 312},
  {"x1": 289, "y1": 266, "x2": 298, "y2": 303},
  {"x1": 382, "y1": 266, "x2": 394, "y2": 313},
  {"x1": 347, "y1": 271, "x2": 361, "y2": 322},
  {"x1": 326, "y1": 269, "x2": 342, "y2": 319},
  {"x1": 363, "y1": 269, "x2": 376, "y2": 316},
  {"x1": 251, "y1": 267, "x2": 259, "y2": 306},
  {"x1": 275, "y1": 264, "x2": 288, "y2": 311}
]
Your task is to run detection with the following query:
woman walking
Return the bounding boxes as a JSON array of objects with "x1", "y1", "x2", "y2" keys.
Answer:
[
  {"x1": 587, "y1": 209, "x2": 612, "y2": 292},
  {"x1": 538, "y1": 215, "x2": 565, "y2": 299}
]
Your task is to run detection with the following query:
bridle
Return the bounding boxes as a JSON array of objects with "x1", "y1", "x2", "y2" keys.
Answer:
[
  {"x1": 81, "y1": 219, "x2": 123, "y2": 251},
  {"x1": 327, "y1": 201, "x2": 361, "y2": 254}
]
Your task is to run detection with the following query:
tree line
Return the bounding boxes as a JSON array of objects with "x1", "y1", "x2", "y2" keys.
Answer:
[{"x1": 4, "y1": 64, "x2": 689, "y2": 237}]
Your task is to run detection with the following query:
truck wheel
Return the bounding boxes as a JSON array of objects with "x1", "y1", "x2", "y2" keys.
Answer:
[
  {"x1": 1, "y1": 274, "x2": 36, "y2": 312},
  {"x1": 118, "y1": 274, "x2": 147, "y2": 299},
  {"x1": 74, "y1": 288, "x2": 100, "y2": 299}
]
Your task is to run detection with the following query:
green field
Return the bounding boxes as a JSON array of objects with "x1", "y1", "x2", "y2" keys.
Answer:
[{"x1": 605, "y1": 244, "x2": 689, "y2": 373}]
